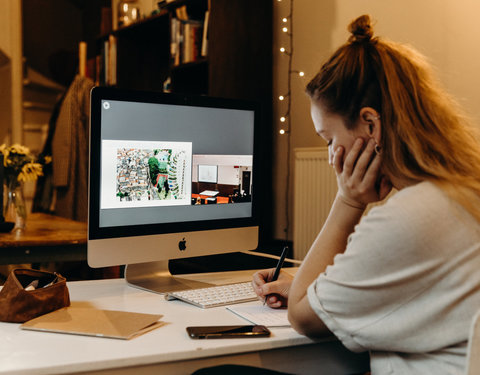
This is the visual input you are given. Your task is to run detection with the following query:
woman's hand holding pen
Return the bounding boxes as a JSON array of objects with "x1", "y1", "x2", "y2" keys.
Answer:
[
  {"x1": 334, "y1": 138, "x2": 392, "y2": 209},
  {"x1": 252, "y1": 269, "x2": 293, "y2": 308}
]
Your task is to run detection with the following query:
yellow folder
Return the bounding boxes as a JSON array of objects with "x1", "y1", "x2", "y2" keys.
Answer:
[{"x1": 21, "y1": 306, "x2": 165, "y2": 340}]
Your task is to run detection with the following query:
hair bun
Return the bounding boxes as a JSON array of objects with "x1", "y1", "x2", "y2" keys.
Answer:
[{"x1": 348, "y1": 15, "x2": 374, "y2": 43}]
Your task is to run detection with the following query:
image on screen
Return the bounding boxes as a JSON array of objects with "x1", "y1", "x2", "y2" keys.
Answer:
[
  {"x1": 93, "y1": 96, "x2": 256, "y2": 231},
  {"x1": 101, "y1": 140, "x2": 192, "y2": 208}
]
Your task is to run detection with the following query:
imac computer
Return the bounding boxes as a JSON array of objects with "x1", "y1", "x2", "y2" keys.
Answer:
[{"x1": 88, "y1": 87, "x2": 260, "y2": 293}]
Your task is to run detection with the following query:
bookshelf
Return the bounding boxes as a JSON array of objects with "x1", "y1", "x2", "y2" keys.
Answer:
[{"x1": 93, "y1": 0, "x2": 274, "y2": 247}]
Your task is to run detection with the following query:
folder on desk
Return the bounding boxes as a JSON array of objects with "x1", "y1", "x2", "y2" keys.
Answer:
[{"x1": 21, "y1": 306, "x2": 165, "y2": 340}]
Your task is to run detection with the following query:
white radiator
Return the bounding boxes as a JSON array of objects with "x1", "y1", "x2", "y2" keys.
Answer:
[{"x1": 293, "y1": 147, "x2": 337, "y2": 259}]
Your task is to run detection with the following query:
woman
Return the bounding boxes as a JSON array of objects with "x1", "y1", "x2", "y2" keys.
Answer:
[
  {"x1": 194, "y1": 14, "x2": 480, "y2": 375},
  {"x1": 253, "y1": 14, "x2": 480, "y2": 374}
]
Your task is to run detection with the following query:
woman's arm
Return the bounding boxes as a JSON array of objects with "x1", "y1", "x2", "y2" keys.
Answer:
[
  {"x1": 288, "y1": 138, "x2": 390, "y2": 336},
  {"x1": 287, "y1": 195, "x2": 365, "y2": 336}
]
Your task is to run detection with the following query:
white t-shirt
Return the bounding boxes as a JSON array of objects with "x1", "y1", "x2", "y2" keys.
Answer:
[{"x1": 307, "y1": 182, "x2": 480, "y2": 374}]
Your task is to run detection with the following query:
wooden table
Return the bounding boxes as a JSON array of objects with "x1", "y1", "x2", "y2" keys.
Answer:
[{"x1": 0, "y1": 213, "x2": 87, "y2": 265}]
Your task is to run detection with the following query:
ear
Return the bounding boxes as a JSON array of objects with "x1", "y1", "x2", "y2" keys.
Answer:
[{"x1": 358, "y1": 107, "x2": 381, "y2": 144}]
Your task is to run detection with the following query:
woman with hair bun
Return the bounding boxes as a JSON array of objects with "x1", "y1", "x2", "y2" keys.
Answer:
[
  {"x1": 250, "y1": 14, "x2": 480, "y2": 374},
  {"x1": 193, "y1": 14, "x2": 480, "y2": 375}
]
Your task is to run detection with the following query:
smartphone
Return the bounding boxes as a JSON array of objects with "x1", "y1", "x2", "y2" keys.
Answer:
[{"x1": 186, "y1": 325, "x2": 271, "y2": 339}]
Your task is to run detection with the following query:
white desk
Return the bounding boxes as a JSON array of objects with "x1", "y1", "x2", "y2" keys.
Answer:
[{"x1": 0, "y1": 276, "x2": 369, "y2": 375}]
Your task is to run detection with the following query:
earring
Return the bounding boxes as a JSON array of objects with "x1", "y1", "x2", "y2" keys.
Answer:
[{"x1": 374, "y1": 144, "x2": 382, "y2": 155}]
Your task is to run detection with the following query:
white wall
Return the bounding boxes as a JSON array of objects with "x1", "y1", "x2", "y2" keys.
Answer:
[
  {"x1": 0, "y1": 0, "x2": 13, "y2": 55},
  {"x1": 0, "y1": 0, "x2": 23, "y2": 145},
  {"x1": 0, "y1": 0, "x2": 13, "y2": 144},
  {"x1": 273, "y1": 0, "x2": 480, "y2": 240}
]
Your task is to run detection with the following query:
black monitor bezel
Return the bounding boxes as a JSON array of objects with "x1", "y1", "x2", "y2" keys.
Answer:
[{"x1": 88, "y1": 87, "x2": 261, "y2": 241}]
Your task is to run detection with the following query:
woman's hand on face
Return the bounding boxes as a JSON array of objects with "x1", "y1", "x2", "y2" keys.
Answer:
[
  {"x1": 334, "y1": 138, "x2": 392, "y2": 208},
  {"x1": 252, "y1": 269, "x2": 293, "y2": 308}
]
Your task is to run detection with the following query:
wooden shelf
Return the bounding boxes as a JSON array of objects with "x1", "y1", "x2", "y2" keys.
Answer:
[
  {"x1": 171, "y1": 58, "x2": 208, "y2": 71},
  {"x1": 112, "y1": 11, "x2": 169, "y2": 36},
  {"x1": 159, "y1": 0, "x2": 208, "y2": 16}
]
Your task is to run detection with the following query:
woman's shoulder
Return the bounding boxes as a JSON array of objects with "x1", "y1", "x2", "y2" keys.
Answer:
[
  {"x1": 369, "y1": 181, "x2": 451, "y2": 219},
  {"x1": 358, "y1": 181, "x2": 480, "y2": 253},
  {"x1": 389, "y1": 180, "x2": 445, "y2": 201}
]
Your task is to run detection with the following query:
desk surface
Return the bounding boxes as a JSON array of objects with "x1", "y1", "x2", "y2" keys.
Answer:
[
  {"x1": 0, "y1": 275, "x2": 369, "y2": 375},
  {"x1": 0, "y1": 213, "x2": 86, "y2": 248},
  {"x1": 0, "y1": 213, "x2": 87, "y2": 264}
]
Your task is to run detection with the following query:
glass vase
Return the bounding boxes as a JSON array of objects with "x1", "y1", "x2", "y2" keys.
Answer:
[{"x1": 4, "y1": 180, "x2": 27, "y2": 232}]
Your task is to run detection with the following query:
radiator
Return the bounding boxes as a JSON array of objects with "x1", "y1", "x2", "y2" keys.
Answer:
[{"x1": 293, "y1": 147, "x2": 337, "y2": 259}]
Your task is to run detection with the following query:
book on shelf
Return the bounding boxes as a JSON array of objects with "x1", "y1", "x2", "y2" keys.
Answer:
[
  {"x1": 94, "y1": 36, "x2": 118, "y2": 86},
  {"x1": 108, "y1": 35, "x2": 117, "y2": 86},
  {"x1": 183, "y1": 20, "x2": 203, "y2": 64},
  {"x1": 86, "y1": 57, "x2": 96, "y2": 82},
  {"x1": 201, "y1": 10, "x2": 209, "y2": 57},
  {"x1": 170, "y1": 17, "x2": 205, "y2": 66},
  {"x1": 103, "y1": 40, "x2": 109, "y2": 85},
  {"x1": 94, "y1": 55, "x2": 101, "y2": 86},
  {"x1": 171, "y1": 17, "x2": 181, "y2": 66}
]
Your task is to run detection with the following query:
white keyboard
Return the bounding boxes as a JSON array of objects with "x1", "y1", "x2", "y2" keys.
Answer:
[{"x1": 165, "y1": 281, "x2": 258, "y2": 308}]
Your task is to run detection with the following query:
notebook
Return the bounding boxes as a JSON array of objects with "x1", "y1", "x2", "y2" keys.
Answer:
[{"x1": 226, "y1": 303, "x2": 290, "y2": 327}]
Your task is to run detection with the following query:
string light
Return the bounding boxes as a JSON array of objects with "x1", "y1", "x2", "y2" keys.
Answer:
[
  {"x1": 278, "y1": 2, "x2": 303, "y2": 135},
  {"x1": 277, "y1": 0, "x2": 303, "y2": 240}
]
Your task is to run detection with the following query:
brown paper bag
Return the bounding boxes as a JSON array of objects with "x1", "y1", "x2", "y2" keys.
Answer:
[{"x1": 0, "y1": 268, "x2": 70, "y2": 323}]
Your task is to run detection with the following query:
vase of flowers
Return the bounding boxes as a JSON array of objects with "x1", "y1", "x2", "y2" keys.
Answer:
[{"x1": 1, "y1": 144, "x2": 50, "y2": 232}]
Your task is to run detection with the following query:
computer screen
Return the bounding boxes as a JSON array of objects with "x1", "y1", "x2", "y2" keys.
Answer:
[{"x1": 88, "y1": 87, "x2": 260, "y2": 293}]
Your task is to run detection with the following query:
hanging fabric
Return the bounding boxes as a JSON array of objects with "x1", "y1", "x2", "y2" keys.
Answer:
[{"x1": 51, "y1": 74, "x2": 94, "y2": 221}]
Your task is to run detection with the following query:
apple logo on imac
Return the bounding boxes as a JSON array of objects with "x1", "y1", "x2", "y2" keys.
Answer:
[{"x1": 178, "y1": 238, "x2": 187, "y2": 251}]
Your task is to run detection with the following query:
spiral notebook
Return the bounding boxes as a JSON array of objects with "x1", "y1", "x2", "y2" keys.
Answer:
[{"x1": 226, "y1": 303, "x2": 290, "y2": 327}]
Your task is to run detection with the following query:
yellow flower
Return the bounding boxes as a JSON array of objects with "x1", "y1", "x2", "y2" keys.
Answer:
[
  {"x1": 18, "y1": 162, "x2": 44, "y2": 182},
  {"x1": 1, "y1": 143, "x2": 46, "y2": 185},
  {"x1": 9, "y1": 144, "x2": 30, "y2": 155}
]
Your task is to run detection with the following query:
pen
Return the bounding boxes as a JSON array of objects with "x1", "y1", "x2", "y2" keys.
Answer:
[{"x1": 264, "y1": 245, "x2": 289, "y2": 305}]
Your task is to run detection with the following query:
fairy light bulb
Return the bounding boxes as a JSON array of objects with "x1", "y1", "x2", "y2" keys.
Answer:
[
  {"x1": 282, "y1": 18, "x2": 288, "y2": 23},
  {"x1": 279, "y1": 95, "x2": 284, "y2": 101},
  {"x1": 279, "y1": 129, "x2": 285, "y2": 135},
  {"x1": 280, "y1": 116, "x2": 286, "y2": 122},
  {"x1": 280, "y1": 47, "x2": 286, "y2": 53},
  {"x1": 299, "y1": 71, "x2": 305, "y2": 77},
  {"x1": 282, "y1": 27, "x2": 288, "y2": 33}
]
